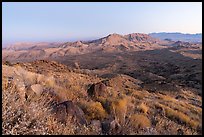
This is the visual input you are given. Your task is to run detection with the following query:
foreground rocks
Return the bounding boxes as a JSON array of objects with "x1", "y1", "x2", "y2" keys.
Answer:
[
  {"x1": 52, "y1": 101, "x2": 87, "y2": 125},
  {"x1": 31, "y1": 84, "x2": 44, "y2": 96},
  {"x1": 87, "y1": 82, "x2": 109, "y2": 98}
]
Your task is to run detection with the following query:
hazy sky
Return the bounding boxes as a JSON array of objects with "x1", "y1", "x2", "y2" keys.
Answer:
[{"x1": 2, "y1": 2, "x2": 202, "y2": 44}]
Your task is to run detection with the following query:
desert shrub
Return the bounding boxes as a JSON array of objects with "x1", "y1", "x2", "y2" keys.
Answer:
[
  {"x1": 2, "y1": 81, "x2": 95, "y2": 135},
  {"x1": 165, "y1": 106, "x2": 199, "y2": 129},
  {"x1": 95, "y1": 96, "x2": 113, "y2": 114},
  {"x1": 137, "y1": 102, "x2": 149, "y2": 114},
  {"x1": 81, "y1": 101, "x2": 108, "y2": 121},
  {"x1": 53, "y1": 87, "x2": 72, "y2": 101},
  {"x1": 157, "y1": 94, "x2": 177, "y2": 102},
  {"x1": 2, "y1": 82, "x2": 50, "y2": 135},
  {"x1": 21, "y1": 71, "x2": 38, "y2": 86},
  {"x1": 165, "y1": 107, "x2": 190, "y2": 123},
  {"x1": 160, "y1": 101, "x2": 188, "y2": 115},
  {"x1": 131, "y1": 91, "x2": 145, "y2": 99},
  {"x1": 157, "y1": 103, "x2": 200, "y2": 129},
  {"x1": 36, "y1": 74, "x2": 46, "y2": 85},
  {"x1": 45, "y1": 76, "x2": 56, "y2": 88},
  {"x1": 111, "y1": 96, "x2": 128, "y2": 125},
  {"x1": 46, "y1": 115, "x2": 94, "y2": 135},
  {"x1": 183, "y1": 103, "x2": 202, "y2": 115},
  {"x1": 128, "y1": 114, "x2": 151, "y2": 129},
  {"x1": 96, "y1": 96, "x2": 107, "y2": 105}
]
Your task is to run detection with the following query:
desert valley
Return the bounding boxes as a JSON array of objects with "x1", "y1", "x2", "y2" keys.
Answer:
[{"x1": 2, "y1": 32, "x2": 202, "y2": 135}]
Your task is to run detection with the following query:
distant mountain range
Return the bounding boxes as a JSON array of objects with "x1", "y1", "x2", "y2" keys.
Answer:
[
  {"x1": 149, "y1": 32, "x2": 202, "y2": 43},
  {"x1": 3, "y1": 32, "x2": 202, "y2": 63}
]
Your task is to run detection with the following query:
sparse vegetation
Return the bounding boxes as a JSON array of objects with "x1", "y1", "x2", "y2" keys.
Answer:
[
  {"x1": 128, "y1": 114, "x2": 151, "y2": 129},
  {"x1": 2, "y1": 56, "x2": 202, "y2": 135},
  {"x1": 156, "y1": 103, "x2": 200, "y2": 130},
  {"x1": 111, "y1": 96, "x2": 128, "y2": 125},
  {"x1": 80, "y1": 101, "x2": 108, "y2": 121},
  {"x1": 137, "y1": 102, "x2": 149, "y2": 114}
]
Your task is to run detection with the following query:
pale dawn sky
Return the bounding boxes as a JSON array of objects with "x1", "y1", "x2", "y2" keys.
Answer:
[{"x1": 2, "y1": 2, "x2": 202, "y2": 44}]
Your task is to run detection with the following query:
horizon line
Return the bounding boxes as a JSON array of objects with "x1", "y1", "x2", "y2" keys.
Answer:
[{"x1": 3, "y1": 31, "x2": 202, "y2": 46}]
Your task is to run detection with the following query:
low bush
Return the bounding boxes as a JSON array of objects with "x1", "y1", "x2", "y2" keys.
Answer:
[
  {"x1": 111, "y1": 96, "x2": 128, "y2": 125},
  {"x1": 128, "y1": 114, "x2": 151, "y2": 129},
  {"x1": 81, "y1": 101, "x2": 108, "y2": 121},
  {"x1": 137, "y1": 102, "x2": 149, "y2": 114}
]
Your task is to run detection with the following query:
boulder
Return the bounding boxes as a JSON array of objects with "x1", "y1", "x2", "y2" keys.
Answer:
[
  {"x1": 101, "y1": 120, "x2": 122, "y2": 135},
  {"x1": 31, "y1": 84, "x2": 43, "y2": 96},
  {"x1": 177, "y1": 128, "x2": 184, "y2": 135},
  {"x1": 52, "y1": 100, "x2": 87, "y2": 125},
  {"x1": 87, "y1": 82, "x2": 108, "y2": 98},
  {"x1": 90, "y1": 120, "x2": 102, "y2": 133},
  {"x1": 109, "y1": 120, "x2": 122, "y2": 135}
]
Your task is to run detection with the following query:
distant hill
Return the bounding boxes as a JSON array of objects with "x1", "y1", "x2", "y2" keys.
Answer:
[
  {"x1": 149, "y1": 32, "x2": 202, "y2": 43},
  {"x1": 2, "y1": 33, "x2": 167, "y2": 62}
]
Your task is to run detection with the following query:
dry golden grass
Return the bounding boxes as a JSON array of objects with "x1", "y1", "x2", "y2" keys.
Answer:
[
  {"x1": 111, "y1": 96, "x2": 128, "y2": 125},
  {"x1": 80, "y1": 101, "x2": 108, "y2": 121},
  {"x1": 53, "y1": 86, "x2": 76, "y2": 101},
  {"x1": 2, "y1": 81, "x2": 95, "y2": 135},
  {"x1": 128, "y1": 114, "x2": 151, "y2": 129},
  {"x1": 2, "y1": 76, "x2": 9, "y2": 90},
  {"x1": 44, "y1": 76, "x2": 56, "y2": 88},
  {"x1": 2, "y1": 82, "x2": 50, "y2": 135},
  {"x1": 131, "y1": 90, "x2": 146, "y2": 99},
  {"x1": 137, "y1": 102, "x2": 149, "y2": 114},
  {"x1": 160, "y1": 101, "x2": 188, "y2": 115},
  {"x1": 181, "y1": 102, "x2": 202, "y2": 115},
  {"x1": 156, "y1": 103, "x2": 200, "y2": 129},
  {"x1": 2, "y1": 61, "x2": 202, "y2": 135},
  {"x1": 96, "y1": 96, "x2": 107, "y2": 105},
  {"x1": 157, "y1": 93, "x2": 177, "y2": 102}
]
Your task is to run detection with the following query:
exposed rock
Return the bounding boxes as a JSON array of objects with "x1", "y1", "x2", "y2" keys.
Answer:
[
  {"x1": 109, "y1": 120, "x2": 122, "y2": 135},
  {"x1": 177, "y1": 128, "x2": 184, "y2": 135},
  {"x1": 101, "y1": 79, "x2": 111, "y2": 86},
  {"x1": 52, "y1": 100, "x2": 87, "y2": 125},
  {"x1": 31, "y1": 84, "x2": 44, "y2": 96},
  {"x1": 101, "y1": 119, "x2": 122, "y2": 135},
  {"x1": 87, "y1": 82, "x2": 108, "y2": 98},
  {"x1": 175, "y1": 95, "x2": 187, "y2": 100},
  {"x1": 90, "y1": 120, "x2": 102, "y2": 133},
  {"x1": 101, "y1": 120, "x2": 111, "y2": 135},
  {"x1": 139, "y1": 127, "x2": 158, "y2": 135}
]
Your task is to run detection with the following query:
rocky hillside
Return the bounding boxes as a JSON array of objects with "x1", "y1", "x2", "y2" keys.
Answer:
[{"x1": 2, "y1": 60, "x2": 202, "y2": 135}]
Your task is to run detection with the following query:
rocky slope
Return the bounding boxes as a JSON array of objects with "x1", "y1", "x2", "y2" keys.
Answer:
[{"x1": 2, "y1": 60, "x2": 202, "y2": 135}]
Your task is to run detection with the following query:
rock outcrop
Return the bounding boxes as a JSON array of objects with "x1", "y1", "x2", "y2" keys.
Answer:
[
  {"x1": 87, "y1": 82, "x2": 108, "y2": 98},
  {"x1": 31, "y1": 84, "x2": 44, "y2": 96},
  {"x1": 52, "y1": 101, "x2": 87, "y2": 125}
]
